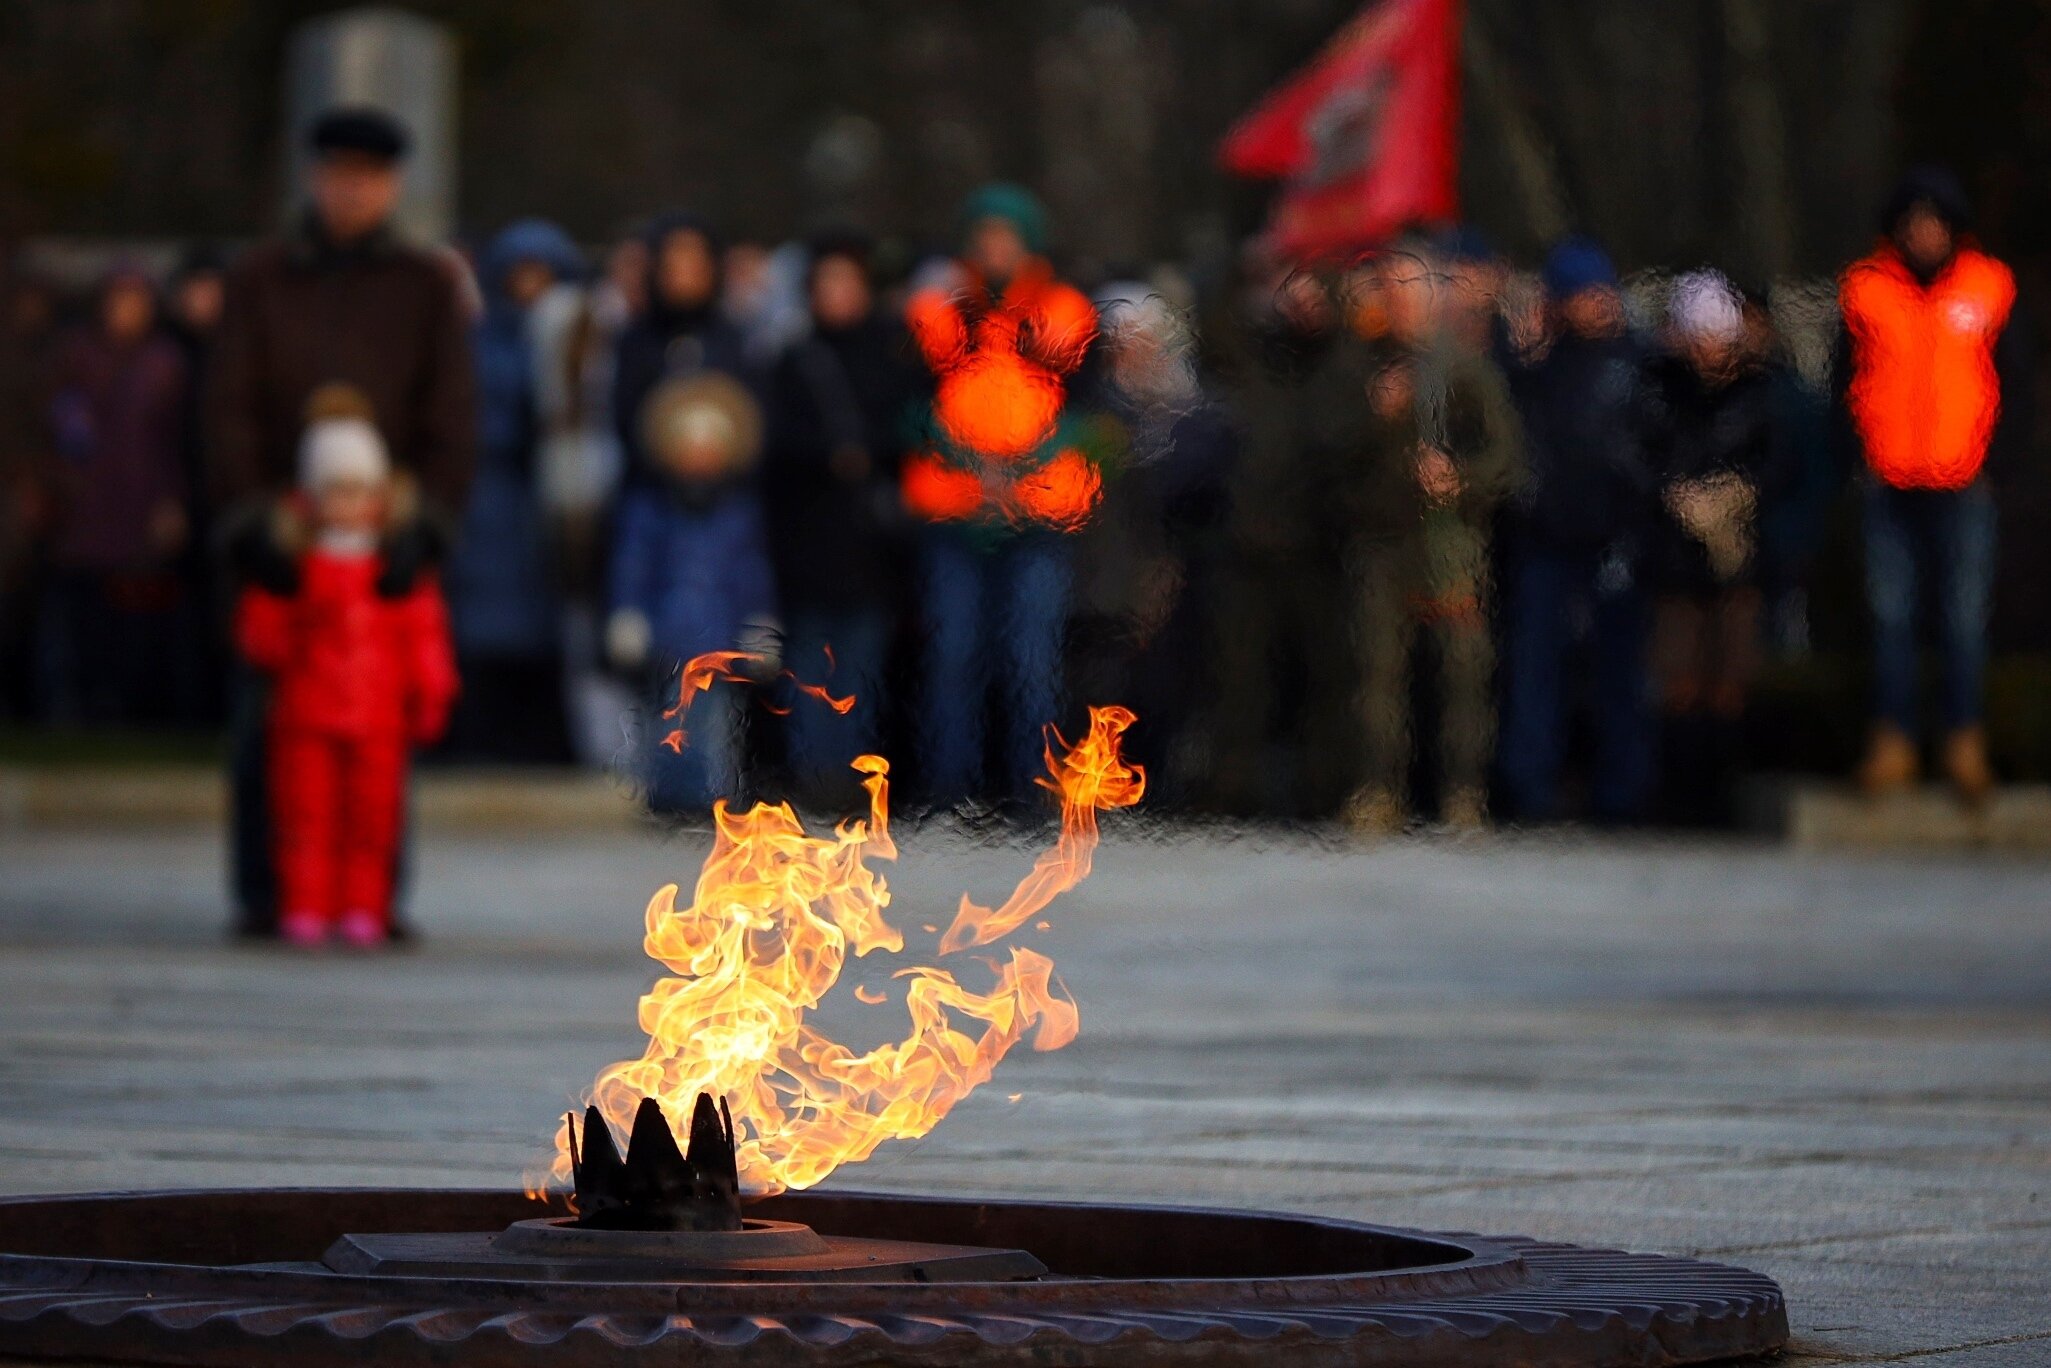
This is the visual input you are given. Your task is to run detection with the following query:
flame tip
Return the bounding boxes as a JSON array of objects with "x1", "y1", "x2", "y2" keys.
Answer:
[{"x1": 550, "y1": 672, "x2": 1139, "y2": 1193}]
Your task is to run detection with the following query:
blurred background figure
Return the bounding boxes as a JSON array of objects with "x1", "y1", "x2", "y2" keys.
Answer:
[
  {"x1": 899, "y1": 184, "x2": 1099, "y2": 809},
  {"x1": 1745, "y1": 288, "x2": 1837, "y2": 659},
  {"x1": 613, "y1": 214, "x2": 757, "y2": 479},
  {"x1": 764, "y1": 231, "x2": 921, "y2": 806},
  {"x1": 534, "y1": 227, "x2": 640, "y2": 767},
  {"x1": 1841, "y1": 168, "x2": 2026, "y2": 805},
  {"x1": 723, "y1": 236, "x2": 807, "y2": 367},
  {"x1": 1336, "y1": 245, "x2": 1521, "y2": 832},
  {"x1": 1496, "y1": 238, "x2": 1655, "y2": 825},
  {"x1": 1208, "y1": 258, "x2": 1354, "y2": 816},
  {"x1": 0, "y1": 264, "x2": 57, "y2": 721},
  {"x1": 208, "y1": 105, "x2": 476, "y2": 938},
  {"x1": 1643, "y1": 269, "x2": 1783, "y2": 824},
  {"x1": 1434, "y1": 226, "x2": 1513, "y2": 359},
  {"x1": 606, "y1": 212, "x2": 777, "y2": 812},
  {"x1": 443, "y1": 219, "x2": 584, "y2": 765},
  {"x1": 163, "y1": 245, "x2": 230, "y2": 726},
  {"x1": 1068, "y1": 277, "x2": 1233, "y2": 804},
  {"x1": 36, "y1": 263, "x2": 191, "y2": 725}
]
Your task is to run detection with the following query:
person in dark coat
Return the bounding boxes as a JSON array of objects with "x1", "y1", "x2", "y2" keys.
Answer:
[
  {"x1": 0, "y1": 267, "x2": 59, "y2": 721},
  {"x1": 612, "y1": 213, "x2": 759, "y2": 484},
  {"x1": 443, "y1": 219, "x2": 584, "y2": 763},
  {"x1": 163, "y1": 244, "x2": 231, "y2": 725},
  {"x1": 606, "y1": 211, "x2": 778, "y2": 812},
  {"x1": 1746, "y1": 290, "x2": 1836, "y2": 657},
  {"x1": 209, "y1": 111, "x2": 475, "y2": 560},
  {"x1": 1207, "y1": 261, "x2": 1361, "y2": 816},
  {"x1": 207, "y1": 106, "x2": 476, "y2": 939},
  {"x1": 36, "y1": 264, "x2": 192, "y2": 723},
  {"x1": 763, "y1": 232, "x2": 924, "y2": 803},
  {"x1": 1496, "y1": 238, "x2": 1658, "y2": 824},
  {"x1": 1642, "y1": 270, "x2": 1787, "y2": 823},
  {"x1": 1065, "y1": 282, "x2": 1233, "y2": 807}
]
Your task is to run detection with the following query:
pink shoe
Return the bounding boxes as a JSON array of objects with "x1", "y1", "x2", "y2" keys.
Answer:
[
  {"x1": 336, "y1": 909, "x2": 386, "y2": 948},
  {"x1": 280, "y1": 910, "x2": 328, "y2": 946}
]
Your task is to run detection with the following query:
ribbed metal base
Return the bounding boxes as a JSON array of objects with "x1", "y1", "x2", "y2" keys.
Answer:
[{"x1": 0, "y1": 1188, "x2": 1789, "y2": 1366}]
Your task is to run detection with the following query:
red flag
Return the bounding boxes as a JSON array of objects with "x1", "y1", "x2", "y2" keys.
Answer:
[{"x1": 1219, "y1": 0, "x2": 1463, "y2": 259}]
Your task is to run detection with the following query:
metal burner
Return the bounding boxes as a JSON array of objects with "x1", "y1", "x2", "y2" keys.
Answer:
[
  {"x1": 0, "y1": 1187, "x2": 1787, "y2": 1366},
  {"x1": 569, "y1": 1094, "x2": 742, "y2": 1232}
]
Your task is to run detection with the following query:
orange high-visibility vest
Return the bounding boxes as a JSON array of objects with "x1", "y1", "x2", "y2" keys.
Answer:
[
  {"x1": 1840, "y1": 243, "x2": 2015, "y2": 491},
  {"x1": 901, "y1": 259, "x2": 1100, "y2": 530}
]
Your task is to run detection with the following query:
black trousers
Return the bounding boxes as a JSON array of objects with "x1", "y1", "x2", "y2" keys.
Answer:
[{"x1": 228, "y1": 666, "x2": 276, "y2": 936}]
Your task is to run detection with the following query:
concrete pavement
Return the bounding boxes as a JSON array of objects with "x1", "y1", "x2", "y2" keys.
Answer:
[{"x1": 1, "y1": 820, "x2": 2047, "y2": 1364}]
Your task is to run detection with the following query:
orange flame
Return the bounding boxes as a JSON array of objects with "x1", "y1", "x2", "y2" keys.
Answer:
[
  {"x1": 549, "y1": 657, "x2": 1141, "y2": 1197},
  {"x1": 660, "y1": 650, "x2": 855, "y2": 752},
  {"x1": 938, "y1": 706, "x2": 1143, "y2": 953}
]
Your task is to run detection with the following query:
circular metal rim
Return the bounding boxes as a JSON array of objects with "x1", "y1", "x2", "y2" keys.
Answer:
[
  {"x1": 0, "y1": 1187, "x2": 1790, "y2": 1367},
  {"x1": 0, "y1": 1188, "x2": 1520, "y2": 1313}
]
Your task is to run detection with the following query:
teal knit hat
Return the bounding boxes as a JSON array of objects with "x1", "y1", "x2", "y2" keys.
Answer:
[{"x1": 958, "y1": 182, "x2": 1048, "y2": 254}]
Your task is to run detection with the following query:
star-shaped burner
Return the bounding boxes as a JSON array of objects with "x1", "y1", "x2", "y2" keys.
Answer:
[{"x1": 567, "y1": 1093, "x2": 742, "y2": 1232}]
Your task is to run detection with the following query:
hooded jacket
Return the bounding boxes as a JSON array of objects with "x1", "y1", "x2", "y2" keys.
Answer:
[
  {"x1": 611, "y1": 213, "x2": 758, "y2": 485},
  {"x1": 445, "y1": 220, "x2": 583, "y2": 659},
  {"x1": 44, "y1": 294, "x2": 190, "y2": 573}
]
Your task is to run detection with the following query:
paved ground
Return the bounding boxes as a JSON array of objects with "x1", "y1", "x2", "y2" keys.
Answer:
[{"x1": 1, "y1": 817, "x2": 2047, "y2": 1365}]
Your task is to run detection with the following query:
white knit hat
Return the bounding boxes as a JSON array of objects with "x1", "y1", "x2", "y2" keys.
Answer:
[
  {"x1": 1669, "y1": 270, "x2": 1744, "y2": 344},
  {"x1": 299, "y1": 416, "x2": 389, "y2": 491}
]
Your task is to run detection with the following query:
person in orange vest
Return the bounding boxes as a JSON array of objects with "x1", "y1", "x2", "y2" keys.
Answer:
[
  {"x1": 899, "y1": 184, "x2": 1102, "y2": 806},
  {"x1": 1839, "y1": 168, "x2": 2029, "y2": 803}
]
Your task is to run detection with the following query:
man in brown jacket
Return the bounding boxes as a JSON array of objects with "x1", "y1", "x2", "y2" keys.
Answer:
[
  {"x1": 209, "y1": 106, "x2": 476, "y2": 938},
  {"x1": 210, "y1": 107, "x2": 475, "y2": 578}
]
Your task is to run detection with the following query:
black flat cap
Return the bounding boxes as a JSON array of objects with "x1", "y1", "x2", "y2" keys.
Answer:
[{"x1": 309, "y1": 106, "x2": 411, "y2": 161}]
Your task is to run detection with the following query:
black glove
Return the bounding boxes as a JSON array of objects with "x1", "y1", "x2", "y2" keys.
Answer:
[
  {"x1": 376, "y1": 516, "x2": 450, "y2": 599},
  {"x1": 221, "y1": 506, "x2": 301, "y2": 596}
]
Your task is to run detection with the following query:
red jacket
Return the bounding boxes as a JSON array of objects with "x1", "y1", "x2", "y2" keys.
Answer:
[
  {"x1": 235, "y1": 547, "x2": 459, "y2": 742},
  {"x1": 1840, "y1": 242, "x2": 2016, "y2": 490}
]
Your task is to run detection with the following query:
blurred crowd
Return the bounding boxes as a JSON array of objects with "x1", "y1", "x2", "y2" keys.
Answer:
[{"x1": 0, "y1": 110, "x2": 2028, "y2": 856}]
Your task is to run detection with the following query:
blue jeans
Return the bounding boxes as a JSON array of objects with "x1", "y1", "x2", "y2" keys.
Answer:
[
  {"x1": 917, "y1": 527, "x2": 1072, "y2": 803},
  {"x1": 642, "y1": 667, "x2": 744, "y2": 813},
  {"x1": 1498, "y1": 546, "x2": 1653, "y2": 823},
  {"x1": 782, "y1": 608, "x2": 890, "y2": 791},
  {"x1": 1864, "y1": 480, "x2": 1996, "y2": 731}
]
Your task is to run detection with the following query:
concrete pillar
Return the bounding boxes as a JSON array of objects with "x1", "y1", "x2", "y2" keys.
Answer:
[{"x1": 284, "y1": 6, "x2": 457, "y2": 242}]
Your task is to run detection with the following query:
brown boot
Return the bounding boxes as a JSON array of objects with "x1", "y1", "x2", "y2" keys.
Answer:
[
  {"x1": 1440, "y1": 786, "x2": 1488, "y2": 832},
  {"x1": 1943, "y1": 726, "x2": 1995, "y2": 807},
  {"x1": 1343, "y1": 787, "x2": 1406, "y2": 836},
  {"x1": 1856, "y1": 724, "x2": 1918, "y2": 795}
]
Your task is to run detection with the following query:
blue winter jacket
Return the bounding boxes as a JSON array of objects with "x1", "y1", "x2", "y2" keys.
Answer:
[
  {"x1": 447, "y1": 220, "x2": 584, "y2": 659},
  {"x1": 607, "y1": 482, "x2": 778, "y2": 665}
]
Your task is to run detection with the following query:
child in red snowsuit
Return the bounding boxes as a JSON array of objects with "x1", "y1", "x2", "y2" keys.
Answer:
[{"x1": 234, "y1": 411, "x2": 458, "y2": 947}]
